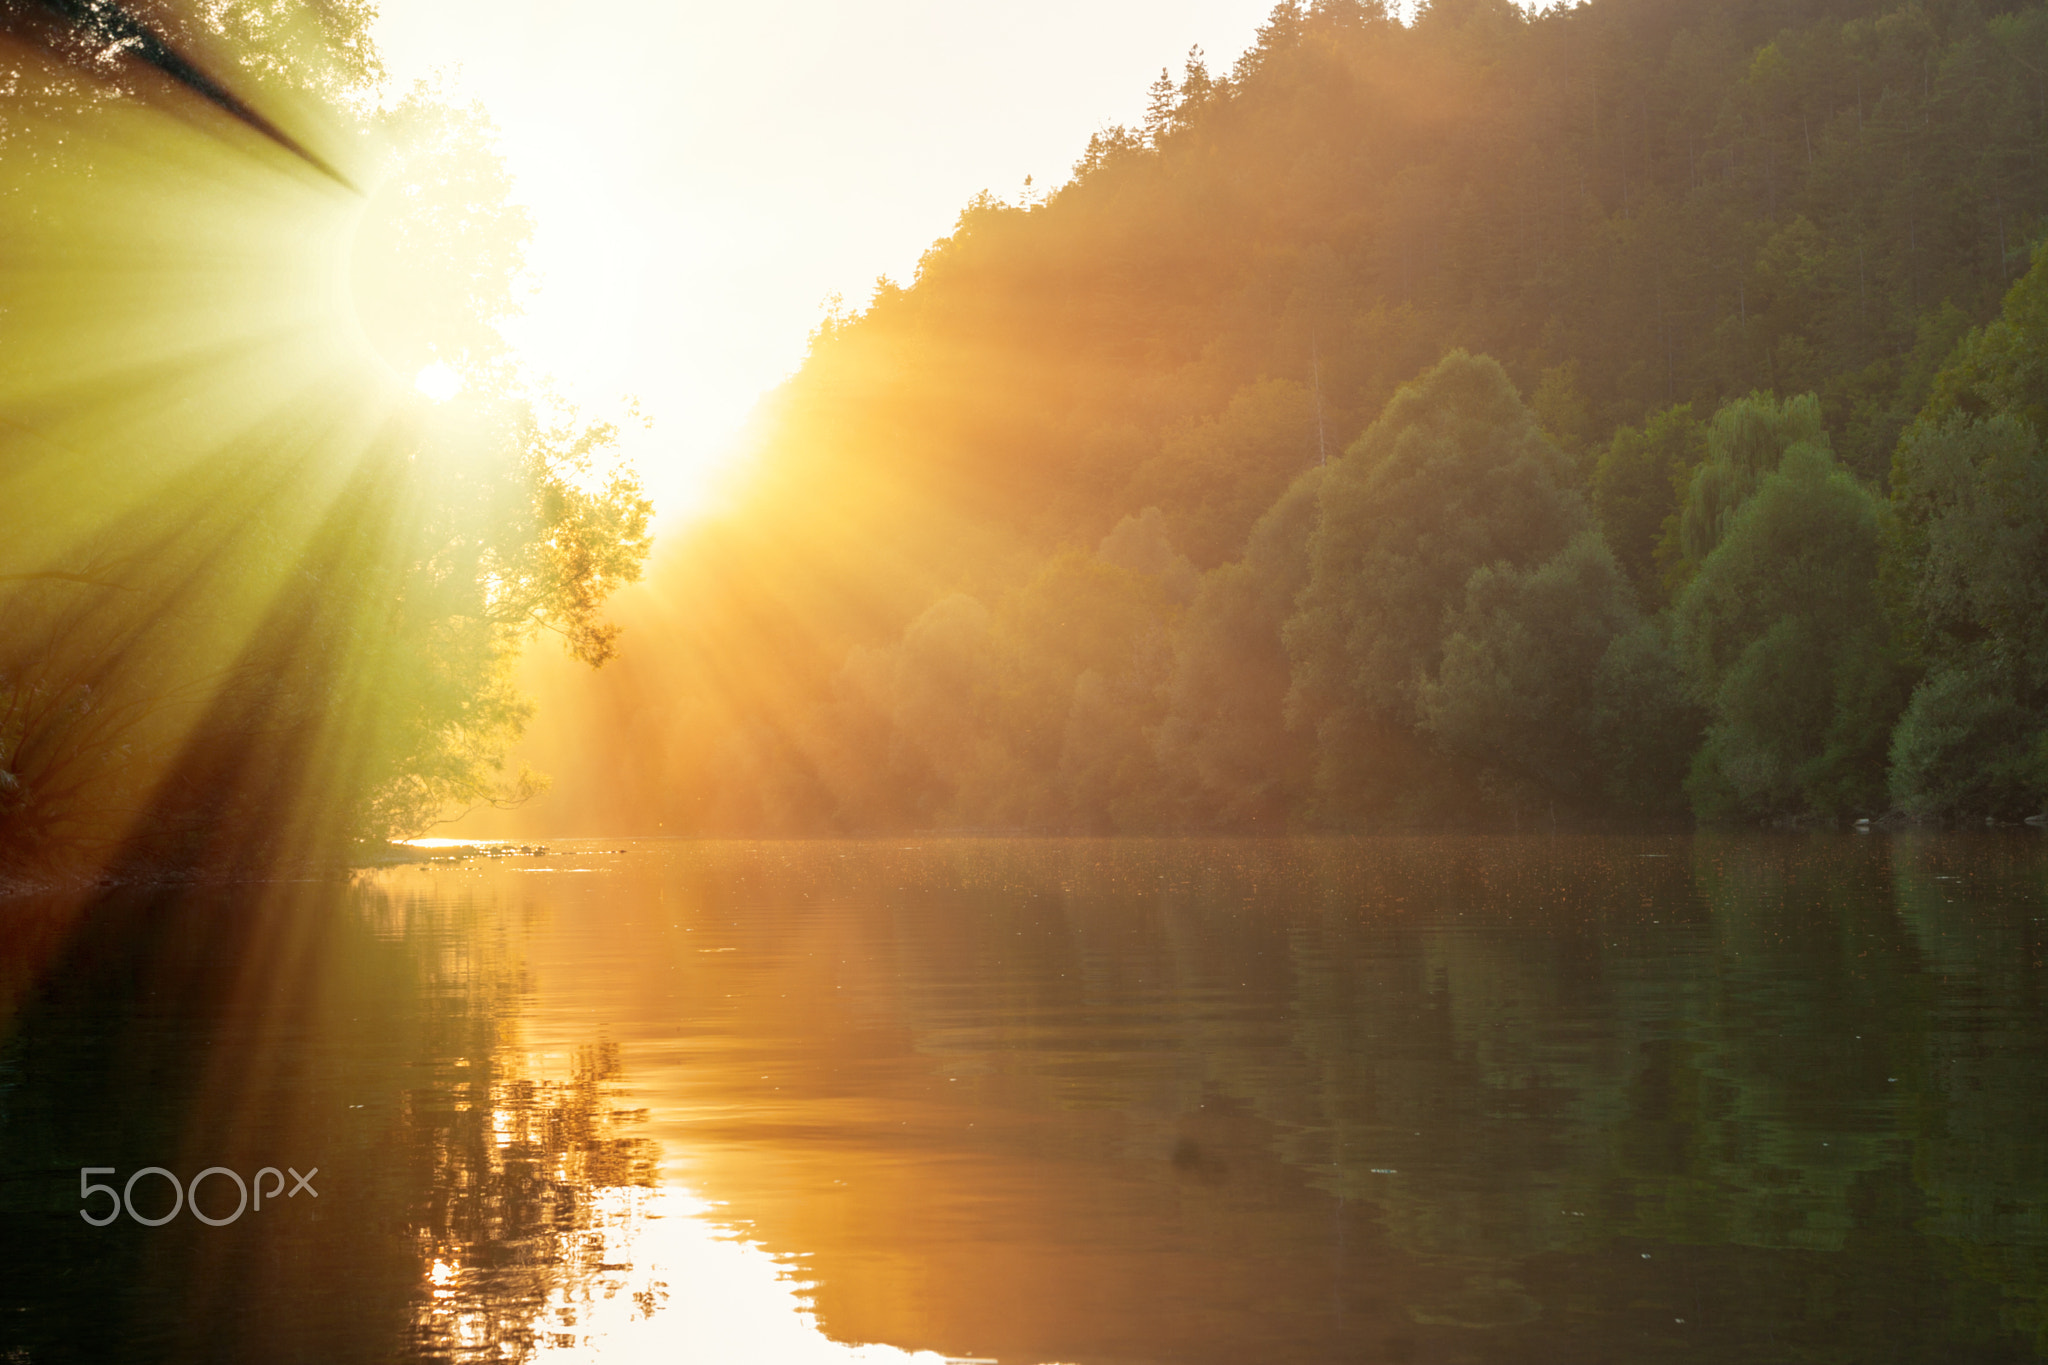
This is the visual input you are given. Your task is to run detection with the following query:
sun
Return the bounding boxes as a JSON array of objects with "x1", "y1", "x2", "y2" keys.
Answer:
[{"x1": 414, "y1": 360, "x2": 462, "y2": 402}]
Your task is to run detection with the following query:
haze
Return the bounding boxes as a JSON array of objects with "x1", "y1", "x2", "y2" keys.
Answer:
[{"x1": 371, "y1": 0, "x2": 1286, "y2": 520}]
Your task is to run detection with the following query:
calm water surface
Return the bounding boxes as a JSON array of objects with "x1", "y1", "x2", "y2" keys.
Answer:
[{"x1": 3, "y1": 835, "x2": 2047, "y2": 1363}]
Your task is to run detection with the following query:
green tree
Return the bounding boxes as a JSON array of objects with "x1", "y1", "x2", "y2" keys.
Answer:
[
  {"x1": 1883, "y1": 244, "x2": 2048, "y2": 820},
  {"x1": 1591, "y1": 404, "x2": 1704, "y2": 609},
  {"x1": 1055, "y1": 510, "x2": 1189, "y2": 830},
  {"x1": 1918, "y1": 239, "x2": 2048, "y2": 437},
  {"x1": 1418, "y1": 530, "x2": 1641, "y2": 812},
  {"x1": 1886, "y1": 413, "x2": 2048, "y2": 817},
  {"x1": 1888, "y1": 661, "x2": 2045, "y2": 819},
  {"x1": 1125, "y1": 379, "x2": 1323, "y2": 568},
  {"x1": 1668, "y1": 391, "x2": 1829, "y2": 592},
  {"x1": 1529, "y1": 359, "x2": 1594, "y2": 470},
  {"x1": 1156, "y1": 467, "x2": 1325, "y2": 829},
  {"x1": 1674, "y1": 444, "x2": 1904, "y2": 821},
  {"x1": 827, "y1": 511, "x2": 1191, "y2": 833},
  {"x1": 1285, "y1": 350, "x2": 1587, "y2": 822},
  {"x1": 834, "y1": 593, "x2": 1009, "y2": 828},
  {"x1": 364, "y1": 404, "x2": 652, "y2": 836},
  {"x1": 1588, "y1": 618, "x2": 1704, "y2": 817}
]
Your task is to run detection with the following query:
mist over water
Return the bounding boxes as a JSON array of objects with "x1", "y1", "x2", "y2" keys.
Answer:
[{"x1": 4, "y1": 833, "x2": 2046, "y2": 1362}]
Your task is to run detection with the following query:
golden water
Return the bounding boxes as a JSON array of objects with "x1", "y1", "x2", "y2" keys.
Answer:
[{"x1": 4, "y1": 835, "x2": 2045, "y2": 1362}]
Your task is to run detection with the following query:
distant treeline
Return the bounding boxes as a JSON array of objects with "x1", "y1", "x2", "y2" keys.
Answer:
[{"x1": 568, "y1": 0, "x2": 2048, "y2": 832}]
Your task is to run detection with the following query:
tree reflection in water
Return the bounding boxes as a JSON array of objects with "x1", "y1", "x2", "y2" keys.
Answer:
[
  {"x1": 0, "y1": 880, "x2": 664, "y2": 1364},
  {"x1": 405, "y1": 1039, "x2": 660, "y2": 1360}
]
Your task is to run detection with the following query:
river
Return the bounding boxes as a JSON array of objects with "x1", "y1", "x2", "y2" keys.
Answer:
[{"x1": 3, "y1": 834, "x2": 2045, "y2": 1362}]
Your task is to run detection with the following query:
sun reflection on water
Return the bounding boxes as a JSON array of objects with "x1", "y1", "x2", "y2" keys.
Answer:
[
  {"x1": 506, "y1": 1187, "x2": 953, "y2": 1365},
  {"x1": 377, "y1": 879, "x2": 961, "y2": 1365},
  {"x1": 402, "y1": 1050, "x2": 957, "y2": 1363}
]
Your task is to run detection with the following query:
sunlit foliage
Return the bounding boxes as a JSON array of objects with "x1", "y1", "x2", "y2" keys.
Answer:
[{"x1": 0, "y1": 2, "x2": 648, "y2": 878}]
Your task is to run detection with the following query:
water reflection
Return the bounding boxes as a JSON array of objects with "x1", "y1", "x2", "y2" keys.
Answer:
[
  {"x1": 0, "y1": 881, "x2": 667, "y2": 1362},
  {"x1": 2, "y1": 835, "x2": 2047, "y2": 1362},
  {"x1": 409, "y1": 1038, "x2": 658, "y2": 1360}
]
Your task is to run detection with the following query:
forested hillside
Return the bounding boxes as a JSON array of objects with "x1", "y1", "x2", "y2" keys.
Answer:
[{"x1": 551, "y1": 0, "x2": 2048, "y2": 833}]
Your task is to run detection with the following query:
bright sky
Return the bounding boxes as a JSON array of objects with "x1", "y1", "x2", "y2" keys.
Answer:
[{"x1": 370, "y1": 0, "x2": 1283, "y2": 523}]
